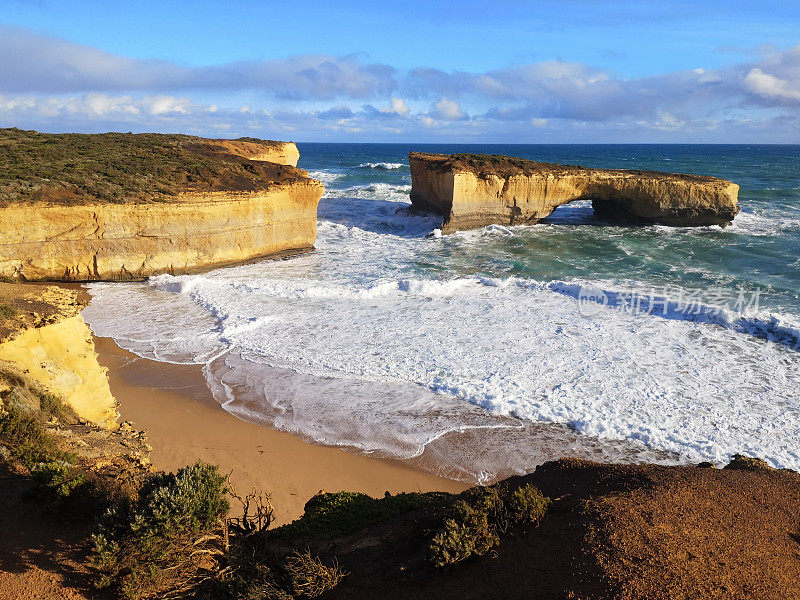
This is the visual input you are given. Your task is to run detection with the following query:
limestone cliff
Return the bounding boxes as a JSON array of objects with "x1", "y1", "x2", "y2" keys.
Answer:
[
  {"x1": 0, "y1": 284, "x2": 117, "y2": 427},
  {"x1": 0, "y1": 130, "x2": 323, "y2": 281},
  {"x1": 409, "y1": 152, "x2": 740, "y2": 232},
  {"x1": 209, "y1": 138, "x2": 301, "y2": 167},
  {"x1": 0, "y1": 182, "x2": 323, "y2": 281}
]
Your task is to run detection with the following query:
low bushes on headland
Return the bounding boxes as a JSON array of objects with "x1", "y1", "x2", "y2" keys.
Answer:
[
  {"x1": 92, "y1": 461, "x2": 230, "y2": 599},
  {"x1": 2, "y1": 381, "x2": 799, "y2": 599},
  {"x1": 0, "y1": 128, "x2": 301, "y2": 205},
  {"x1": 429, "y1": 482, "x2": 551, "y2": 567}
]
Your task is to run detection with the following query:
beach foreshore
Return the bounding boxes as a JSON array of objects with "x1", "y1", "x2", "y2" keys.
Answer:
[
  {"x1": 93, "y1": 335, "x2": 466, "y2": 525},
  {"x1": 68, "y1": 280, "x2": 676, "y2": 525}
]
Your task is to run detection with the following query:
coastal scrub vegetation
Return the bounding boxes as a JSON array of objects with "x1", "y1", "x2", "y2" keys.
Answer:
[
  {"x1": 4, "y1": 410, "x2": 795, "y2": 600},
  {"x1": 284, "y1": 550, "x2": 346, "y2": 598},
  {"x1": 412, "y1": 151, "x2": 579, "y2": 178},
  {"x1": 270, "y1": 490, "x2": 446, "y2": 539},
  {"x1": 0, "y1": 128, "x2": 301, "y2": 205},
  {"x1": 211, "y1": 484, "x2": 551, "y2": 597},
  {"x1": 0, "y1": 402, "x2": 74, "y2": 468},
  {"x1": 0, "y1": 371, "x2": 135, "y2": 515},
  {"x1": 0, "y1": 302, "x2": 16, "y2": 319},
  {"x1": 0, "y1": 369, "x2": 78, "y2": 470},
  {"x1": 412, "y1": 151, "x2": 717, "y2": 182},
  {"x1": 92, "y1": 461, "x2": 230, "y2": 599},
  {"x1": 428, "y1": 483, "x2": 551, "y2": 567}
]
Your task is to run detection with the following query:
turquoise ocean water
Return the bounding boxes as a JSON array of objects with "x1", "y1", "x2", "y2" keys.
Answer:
[{"x1": 302, "y1": 143, "x2": 800, "y2": 316}]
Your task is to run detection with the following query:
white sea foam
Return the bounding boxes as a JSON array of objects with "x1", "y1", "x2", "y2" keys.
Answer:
[
  {"x1": 307, "y1": 170, "x2": 344, "y2": 183},
  {"x1": 85, "y1": 269, "x2": 800, "y2": 473},
  {"x1": 357, "y1": 162, "x2": 405, "y2": 169},
  {"x1": 82, "y1": 167, "x2": 800, "y2": 479},
  {"x1": 728, "y1": 207, "x2": 800, "y2": 236},
  {"x1": 324, "y1": 182, "x2": 412, "y2": 202}
]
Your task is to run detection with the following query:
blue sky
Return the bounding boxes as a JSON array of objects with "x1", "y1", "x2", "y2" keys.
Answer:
[{"x1": 1, "y1": 0, "x2": 799, "y2": 142}]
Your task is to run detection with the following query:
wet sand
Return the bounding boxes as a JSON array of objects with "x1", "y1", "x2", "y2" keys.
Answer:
[{"x1": 93, "y1": 336, "x2": 467, "y2": 525}]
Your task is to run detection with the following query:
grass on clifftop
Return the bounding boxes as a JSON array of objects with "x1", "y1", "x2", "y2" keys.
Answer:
[
  {"x1": 410, "y1": 151, "x2": 718, "y2": 182},
  {"x1": 0, "y1": 128, "x2": 301, "y2": 205}
]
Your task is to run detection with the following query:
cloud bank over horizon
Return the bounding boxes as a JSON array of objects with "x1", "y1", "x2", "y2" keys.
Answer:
[{"x1": 1, "y1": 25, "x2": 799, "y2": 143}]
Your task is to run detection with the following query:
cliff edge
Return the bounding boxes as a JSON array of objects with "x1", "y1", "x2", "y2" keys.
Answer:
[
  {"x1": 0, "y1": 130, "x2": 322, "y2": 281},
  {"x1": 409, "y1": 152, "x2": 740, "y2": 232},
  {"x1": 0, "y1": 283, "x2": 117, "y2": 427}
]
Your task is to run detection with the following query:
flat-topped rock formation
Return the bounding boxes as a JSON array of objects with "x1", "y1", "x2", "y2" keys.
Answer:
[
  {"x1": 409, "y1": 152, "x2": 740, "y2": 232},
  {"x1": 0, "y1": 130, "x2": 322, "y2": 281}
]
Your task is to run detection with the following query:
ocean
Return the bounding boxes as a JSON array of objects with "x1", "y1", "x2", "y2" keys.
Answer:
[{"x1": 82, "y1": 144, "x2": 800, "y2": 482}]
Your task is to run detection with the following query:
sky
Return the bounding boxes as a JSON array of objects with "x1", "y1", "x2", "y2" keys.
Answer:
[{"x1": 1, "y1": 0, "x2": 799, "y2": 142}]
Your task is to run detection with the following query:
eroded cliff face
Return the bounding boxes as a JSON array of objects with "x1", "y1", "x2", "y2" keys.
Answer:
[
  {"x1": 0, "y1": 132, "x2": 319, "y2": 281},
  {"x1": 0, "y1": 284, "x2": 117, "y2": 427},
  {"x1": 0, "y1": 180, "x2": 324, "y2": 281},
  {"x1": 409, "y1": 153, "x2": 740, "y2": 232},
  {"x1": 205, "y1": 139, "x2": 301, "y2": 167}
]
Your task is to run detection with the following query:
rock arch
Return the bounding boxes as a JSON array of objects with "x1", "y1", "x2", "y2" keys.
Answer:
[{"x1": 408, "y1": 152, "x2": 739, "y2": 233}]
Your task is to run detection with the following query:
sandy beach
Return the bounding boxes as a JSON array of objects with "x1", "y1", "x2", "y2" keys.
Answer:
[{"x1": 93, "y1": 335, "x2": 466, "y2": 525}]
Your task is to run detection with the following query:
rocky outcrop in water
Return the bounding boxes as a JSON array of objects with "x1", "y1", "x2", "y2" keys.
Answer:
[{"x1": 409, "y1": 152, "x2": 740, "y2": 232}]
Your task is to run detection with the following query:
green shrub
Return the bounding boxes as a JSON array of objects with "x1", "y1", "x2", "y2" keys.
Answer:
[
  {"x1": 428, "y1": 483, "x2": 551, "y2": 567},
  {"x1": 38, "y1": 392, "x2": 77, "y2": 423},
  {"x1": 92, "y1": 461, "x2": 230, "y2": 600},
  {"x1": 29, "y1": 462, "x2": 86, "y2": 508},
  {"x1": 429, "y1": 494, "x2": 499, "y2": 567},
  {"x1": 273, "y1": 490, "x2": 443, "y2": 540},
  {"x1": 27, "y1": 462, "x2": 135, "y2": 516},
  {"x1": 284, "y1": 550, "x2": 346, "y2": 599},
  {"x1": 130, "y1": 462, "x2": 230, "y2": 536},
  {"x1": 0, "y1": 404, "x2": 74, "y2": 468},
  {"x1": 0, "y1": 303, "x2": 16, "y2": 319},
  {"x1": 508, "y1": 484, "x2": 552, "y2": 525},
  {"x1": 429, "y1": 515, "x2": 494, "y2": 567}
]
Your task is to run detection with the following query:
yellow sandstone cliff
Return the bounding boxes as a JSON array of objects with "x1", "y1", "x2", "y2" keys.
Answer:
[
  {"x1": 209, "y1": 138, "x2": 301, "y2": 167},
  {"x1": 409, "y1": 152, "x2": 740, "y2": 232},
  {"x1": 0, "y1": 284, "x2": 117, "y2": 427},
  {"x1": 0, "y1": 134, "x2": 323, "y2": 281},
  {"x1": 0, "y1": 182, "x2": 323, "y2": 281}
]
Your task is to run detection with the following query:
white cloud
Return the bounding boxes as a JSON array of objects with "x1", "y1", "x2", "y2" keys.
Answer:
[
  {"x1": 1, "y1": 26, "x2": 799, "y2": 142},
  {"x1": 744, "y1": 68, "x2": 800, "y2": 102},
  {"x1": 431, "y1": 98, "x2": 466, "y2": 120},
  {"x1": 0, "y1": 93, "x2": 201, "y2": 121},
  {"x1": 387, "y1": 97, "x2": 410, "y2": 115},
  {"x1": 0, "y1": 26, "x2": 397, "y2": 99},
  {"x1": 146, "y1": 96, "x2": 191, "y2": 115},
  {"x1": 0, "y1": 91, "x2": 796, "y2": 143}
]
